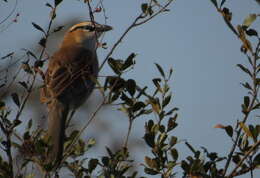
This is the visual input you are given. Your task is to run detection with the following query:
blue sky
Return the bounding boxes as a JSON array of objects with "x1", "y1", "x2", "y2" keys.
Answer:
[{"x1": 0, "y1": 0, "x2": 259, "y2": 177}]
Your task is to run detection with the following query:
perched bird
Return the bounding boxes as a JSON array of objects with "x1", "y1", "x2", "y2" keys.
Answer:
[{"x1": 40, "y1": 21, "x2": 112, "y2": 163}]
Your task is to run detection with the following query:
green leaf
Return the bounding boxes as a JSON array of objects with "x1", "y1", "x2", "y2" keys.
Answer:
[
  {"x1": 55, "y1": 0, "x2": 62, "y2": 7},
  {"x1": 169, "y1": 136, "x2": 178, "y2": 146},
  {"x1": 13, "y1": 119, "x2": 21, "y2": 127},
  {"x1": 162, "y1": 94, "x2": 171, "y2": 108},
  {"x1": 167, "y1": 114, "x2": 178, "y2": 132},
  {"x1": 155, "y1": 63, "x2": 165, "y2": 78},
  {"x1": 256, "y1": 78, "x2": 260, "y2": 85},
  {"x1": 252, "y1": 103, "x2": 260, "y2": 110},
  {"x1": 208, "y1": 152, "x2": 218, "y2": 161},
  {"x1": 224, "y1": 125, "x2": 233, "y2": 137},
  {"x1": 181, "y1": 160, "x2": 190, "y2": 172},
  {"x1": 166, "y1": 107, "x2": 179, "y2": 116},
  {"x1": 87, "y1": 138, "x2": 96, "y2": 147},
  {"x1": 27, "y1": 119, "x2": 32, "y2": 130},
  {"x1": 246, "y1": 29, "x2": 258, "y2": 37},
  {"x1": 243, "y1": 14, "x2": 257, "y2": 27},
  {"x1": 126, "y1": 79, "x2": 136, "y2": 96},
  {"x1": 106, "y1": 146, "x2": 113, "y2": 157},
  {"x1": 152, "y1": 78, "x2": 162, "y2": 92},
  {"x1": 144, "y1": 133, "x2": 155, "y2": 147},
  {"x1": 122, "y1": 53, "x2": 136, "y2": 70},
  {"x1": 132, "y1": 101, "x2": 145, "y2": 112},
  {"x1": 171, "y1": 148, "x2": 178, "y2": 160},
  {"x1": 141, "y1": 3, "x2": 148, "y2": 13},
  {"x1": 244, "y1": 96, "x2": 250, "y2": 107},
  {"x1": 144, "y1": 156, "x2": 157, "y2": 169},
  {"x1": 220, "y1": 0, "x2": 226, "y2": 7},
  {"x1": 23, "y1": 131, "x2": 30, "y2": 140},
  {"x1": 88, "y1": 159, "x2": 99, "y2": 173},
  {"x1": 210, "y1": 0, "x2": 218, "y2": 8},
  {"x1": 146, "y1": 120, "x2": 154, "y2": 131},
  {"x1": 45, "y1": 2, "x2": 53, "y2": 8},
  {"x1": 32, "y1": 22, "x2": 46, "y2": 35},
  {"x1": 11, "y1": 93, "x2": 20, "y2": 107},
  {"x1": 69, "y1": 130, "x2": 79, "y2": 140},
  {"x1": 39, "y1": 37, "x2": 47, "y2": 47},
  {"x1": 241, "y1": 82, "x2": 252, "y2": 91},
  {"x1": 148, "y1": 6, "x2": 154, "y2": 16},
  {"x1": 121, "y1": 92, "x2": 133, "y2": 106},
  {"x1": 35, "y1": 139, "x2": 46, "y2": 154},
  {"x1": 237, "y1": 64, "x2": 252, "y2": 77},
  {"x1": 239, "y1": 122, "x2": 253, "y2": 138},
  {"x1": 108, "y1": 57, "x2": 123, "y2": 75},
  {"x1": 150, "y1": 98, "x2": 161, "y2": 114},
  {"x1": 168, "y1": 68, "x2": 173, "y2": 79},
  {"x1": 232, "y1": 154, "x2": 241, "y2": 164},
  {"x1": 101, "y1": 156, "x2": 109, "y2": 166},
  {"x1": 144, "y1": 167, "x2": 158, "y2": 175}
]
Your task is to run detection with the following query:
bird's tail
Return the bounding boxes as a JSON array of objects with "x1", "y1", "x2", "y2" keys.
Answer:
[{"x1": 47, "y1": 99, "x2": 69, "y2": 163}]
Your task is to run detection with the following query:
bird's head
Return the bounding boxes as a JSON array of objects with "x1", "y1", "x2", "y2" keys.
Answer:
[{"x1": 61, "y1": 21, "x2": 112, "y2": 50}]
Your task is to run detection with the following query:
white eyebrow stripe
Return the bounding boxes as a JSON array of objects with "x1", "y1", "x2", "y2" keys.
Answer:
[
  {"x1": 69, "y1": 22, "x2": 93, "y2": 31},
  {"x1": 69, "y1": 26, "x2": 86, "y2": 32}
]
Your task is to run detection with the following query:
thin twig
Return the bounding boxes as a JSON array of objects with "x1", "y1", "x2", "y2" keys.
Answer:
[
  {"x1": 0, "y1": 66, "x2": 22, "y2": 100},
  {"x1": 86, "y1": 0, "x2": 99, "y2": 49},
  {"x1": 14, "y1": 6, "x2": 56, "y2": 121},
  {"x1": 62, "y1": 99, "x2": 105, "y2": 161},
  {"x1": 99, "y1": 0, "x2": 174, "y2": 71},
  {"x1": 124, "y1": 118, "x2": 133, "y2": 148},
  {"x1": 228, "y1": 140, "x2": 260, "y2": 177},
  {"x1": 0, "y1": 0, "x2": 18, "y2": 25},
  {"x1": 134, "y1": 0, "x2": 173, "y2": 26},
  {"x1": 6, "y1": 132, "x2": 14, "y2": 178}
]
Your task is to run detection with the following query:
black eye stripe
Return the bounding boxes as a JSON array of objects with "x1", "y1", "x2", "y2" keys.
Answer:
[{"x1": 84, "y1": 25, "x2": 95, "y2": 31}]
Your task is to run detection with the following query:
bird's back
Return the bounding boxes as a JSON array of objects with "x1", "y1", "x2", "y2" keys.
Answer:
[{"x1": 40, "y1": 46, "x2": 99, "y2": 109}]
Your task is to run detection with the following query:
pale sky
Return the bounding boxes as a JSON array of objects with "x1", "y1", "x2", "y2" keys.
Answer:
[{"x1": 0, "y1": 0, "x2": 259, "y2": 177}]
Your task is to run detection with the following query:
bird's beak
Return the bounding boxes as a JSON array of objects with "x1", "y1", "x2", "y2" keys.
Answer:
[{"x1": 97, "y1": 24, "x2": 113, "y2": 32}]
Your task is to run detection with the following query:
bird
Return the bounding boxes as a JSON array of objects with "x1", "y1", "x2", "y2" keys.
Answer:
[{"x1": 40, "y1": 21, "x2": 112, "y2": 163}]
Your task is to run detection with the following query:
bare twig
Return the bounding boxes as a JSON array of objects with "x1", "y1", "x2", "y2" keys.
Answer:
[
  {"x1": 0, "y1": 0, "x2": 18, "y2": 25},
  {"x1": 124, "y1": 118, "x2": 133, "y2": 148}
]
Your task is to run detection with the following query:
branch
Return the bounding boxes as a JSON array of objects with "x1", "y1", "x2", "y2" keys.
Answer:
[
  {"x1": 134, "y1": 0, "x2": 173, "y2": 26},
  {"x1": 14, "y1": 6, "x2": 56, "y2": 121},
  {"x1": 223, "y1": 24, "x2": 260, "y2": 178},
  {"x1": 62, "y1": 99, "x2": 105, "y2": 162},
  {"x1": 124, "y1": 117, "x2": 133, "y2": 148},
  {"x1": 99, "y1": 0, "x2": 174, "y2": 71},
  {"x1": 228, "y1": 140, "x2": 260, "y2": 177}
]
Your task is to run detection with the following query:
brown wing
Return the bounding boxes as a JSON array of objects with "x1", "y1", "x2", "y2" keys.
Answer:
[{"x1": 40, "y1": 47, "x2": 98, "y2": 104}]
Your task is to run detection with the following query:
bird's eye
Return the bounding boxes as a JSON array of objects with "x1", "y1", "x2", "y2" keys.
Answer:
[{"x1": 85, "y1": 25, "x2": 95, "y2": 31}]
